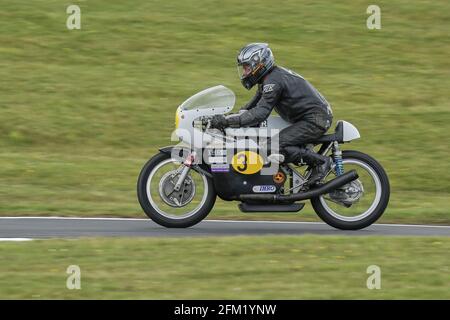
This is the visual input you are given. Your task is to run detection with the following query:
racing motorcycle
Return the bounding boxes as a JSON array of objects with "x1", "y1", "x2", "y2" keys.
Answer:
[{"x1": 137, "y1": 85, "x2": 390, "y2": 230}]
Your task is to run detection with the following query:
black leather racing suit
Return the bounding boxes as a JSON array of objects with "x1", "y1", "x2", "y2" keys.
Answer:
[{"x1": 237, "y1": 66, "x2": 333, "y2": 162}]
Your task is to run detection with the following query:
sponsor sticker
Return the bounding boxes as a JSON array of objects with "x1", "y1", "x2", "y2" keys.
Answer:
[
  {"x1": 208, "y1": 149, "x2": 227, "y2": 156},
  {"x1": 252, "y1": 185, "x2": 276, "y2": 193},
  {"x1": 211, "y1": 164, "x2": 230, "y2": 173},
  {"x1": 209, "y1": 156, "x2": 227, "y2": 164}
]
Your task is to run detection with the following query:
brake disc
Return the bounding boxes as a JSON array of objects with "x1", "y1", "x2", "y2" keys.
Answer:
[
  {"x1": 328, "y1": 179, "x2": 364, "y2": 207},
  {"x1": 158, "y1": 170, "x2": 196, "y2": 207}
]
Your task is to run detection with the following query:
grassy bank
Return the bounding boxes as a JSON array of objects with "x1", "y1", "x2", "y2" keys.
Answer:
[{"x1": 0, "y1": 236, "x2": 448, "y2": 299}]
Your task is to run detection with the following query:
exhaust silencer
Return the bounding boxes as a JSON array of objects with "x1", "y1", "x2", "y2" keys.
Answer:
[{"x1": 240, "y1": 169, "x2": 359, "y2": 203}]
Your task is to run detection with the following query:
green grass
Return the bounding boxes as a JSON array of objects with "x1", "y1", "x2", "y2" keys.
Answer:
[
  {"x1": 0, "y1": 0, "x2": 449, "y2": 223},
  {"x1": 0, "y1": 236, "x2": 448, "y2": 299}
]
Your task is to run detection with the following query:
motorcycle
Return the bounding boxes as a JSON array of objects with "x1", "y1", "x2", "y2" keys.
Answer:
[{"x1": 137, "y1": 85, "x2": 390, "y2": 230}]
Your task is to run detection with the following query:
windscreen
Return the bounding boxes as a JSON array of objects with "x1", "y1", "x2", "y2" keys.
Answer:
[{"x1": 179, "y1": 85, "x2": 235, "y2": 111}]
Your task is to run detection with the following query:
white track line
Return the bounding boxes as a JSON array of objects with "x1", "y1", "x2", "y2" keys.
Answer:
[
  {"x1": 0, "y1": 238, "x2": 34, "y2": 242},
  {"x1": 0, "y1": 216, "x2": 147, "y2": 221},
  {"x1": 0, "y1": 216, "x2": 449, "y2": 229},
  {"x1": 211, "y1": 220, "x2": 450, "y2": 229}
]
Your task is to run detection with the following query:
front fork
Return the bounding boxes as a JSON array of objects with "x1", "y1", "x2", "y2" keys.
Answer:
[{"x1": 173, "y1": 152, "x2": 196, "y2": 191}]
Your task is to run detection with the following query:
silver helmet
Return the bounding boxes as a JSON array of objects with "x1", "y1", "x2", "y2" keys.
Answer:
[{"x1": 237, "y1": 43, "x2": 275, "y2": 90}]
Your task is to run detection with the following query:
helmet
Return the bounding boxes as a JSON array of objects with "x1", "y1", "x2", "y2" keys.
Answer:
[{"x1": 237, "y1": 43, "x2": 275, "y2": 90}]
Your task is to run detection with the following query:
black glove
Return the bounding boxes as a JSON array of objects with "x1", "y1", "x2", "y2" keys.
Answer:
[
  {"x1": 209, "y1": 115, "x2": 228, "y2": 129},
  {"x1": 225, "y1": 113, "x2": 241, "y2": 128}
]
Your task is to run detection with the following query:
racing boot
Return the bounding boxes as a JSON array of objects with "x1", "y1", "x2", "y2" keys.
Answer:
[
  {"x1": 281, "y1": 146, "x2": 306, "y2": 164},
  {"x1": 282, "y1": 146, "x2": 332, "y2": 185},
  {"x1": 301, "y1": 148, "x2": 333, "y2": 186}
]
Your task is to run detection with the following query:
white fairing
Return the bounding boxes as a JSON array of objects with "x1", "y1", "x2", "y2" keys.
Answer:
[
  {"x1": 225, "y1": 115, "x2": 291, "y2": 139},
  {"x1": 175, "y1": 85, "x2": 234, "y2": 148},
  {"x1": 341, "y1": 120, "x2": 361, "y2": 142},
  {"x1": 174, "y1": 86, "x2": 291, "y2": 149},
  {"x1": 174, "y1": 85, "x2": 361, "y2": 148}
]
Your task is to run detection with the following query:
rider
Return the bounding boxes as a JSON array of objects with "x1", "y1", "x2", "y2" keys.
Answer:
[{"x1": 210, "y1": 43, "x2": 333, "y2": 185}]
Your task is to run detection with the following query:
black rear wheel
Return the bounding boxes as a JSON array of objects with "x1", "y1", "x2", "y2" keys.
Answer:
[{"x1": 311, "y1": 150, "x2": 390, "y2": 230}]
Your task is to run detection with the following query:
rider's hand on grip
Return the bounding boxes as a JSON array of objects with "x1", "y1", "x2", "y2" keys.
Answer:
[{"x1": 209, "y1": 115, "x2": 228, "y2": 130}]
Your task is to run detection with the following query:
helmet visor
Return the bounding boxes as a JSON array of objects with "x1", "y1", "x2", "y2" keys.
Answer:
[{"x1": 237, "y1": 63, "x2": 252, "y2": 80}]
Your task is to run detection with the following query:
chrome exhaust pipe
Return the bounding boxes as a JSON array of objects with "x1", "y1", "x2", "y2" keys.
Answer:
[{"x1": 240, "y1": 169, "x2": 359, "y2": 203}]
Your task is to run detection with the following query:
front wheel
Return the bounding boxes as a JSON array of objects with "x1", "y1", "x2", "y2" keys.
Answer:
[
  {"x1": 311, "y1": 150, "x2": 390, "y2": 230},
  {"x1": 137, "y1": 152, "x2": 216, "y2": 228}
]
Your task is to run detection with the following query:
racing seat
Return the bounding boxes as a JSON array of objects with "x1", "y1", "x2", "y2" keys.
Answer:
[{"x1": 313, "y1": 120, "x2": 344, "y2": 143}]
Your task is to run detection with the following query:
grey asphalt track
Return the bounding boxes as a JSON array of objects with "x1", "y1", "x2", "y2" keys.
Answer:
[{"x1": 0, "y1": 217, "x2": 449, "y2": 239}]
